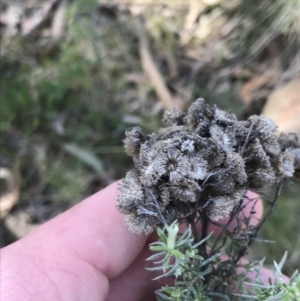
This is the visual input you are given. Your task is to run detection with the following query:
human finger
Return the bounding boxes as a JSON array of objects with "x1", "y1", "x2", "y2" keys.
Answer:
[
  {"x1": 106, "y1": 244, "x2": 158, "y2": 301},
  {"x1": 1, "y1": 181, "x2": 148, "y2": 301},
  {"x1": 27, "y1": 181, "x2": 148, "y2": 277}
]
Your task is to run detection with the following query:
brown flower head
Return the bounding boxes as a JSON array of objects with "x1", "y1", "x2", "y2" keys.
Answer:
[{"x1": 116, "y1": 99, "x2": 300, "y2": 234}]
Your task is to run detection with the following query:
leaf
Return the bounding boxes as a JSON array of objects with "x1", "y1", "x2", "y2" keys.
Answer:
[
  {"x1": 177, "y1": 226, "x2": 192, "y2": 243},
  {"x1": 199, "y1": 253, "x2": 222, "y2": 268},
  {"x1": 184, "y1": 287, "x2": 191, "y2": 301},
  {"x1": 192, "y1": 231, "x2": 214, "y2": 249},
  {"x1": 277, "y1": 251, "x2": 288, "y2": 271},
  {"x1": 146, "y1": 266, "x2": 165, "y2": 271},
  {"x1": 233, "y1": 293, "x2": 257, "y2": 299},
  {"x1": 63, "y1": 143, "x2": 104, "y2": 175},
  {"x1": 252, "y1": 238, "x2": 275, "y2": 244},
  {"x1": 243, "y1": 282, "x2": 271, "y2": 289},
  {"x1": 170, "y1": 249, "x2": 185, "y2": 260},
  {"x1": 150, "y1": 245, "x2": 168, "y2": 252},
  {"x1": 154, "y1": 254, "x2": 170, "y2": 265},
  {"x1": 289, "y1": 269, "x2": 299, "y2": 283},
  {"x1": 157, "y1": 227, "x2": 168, "y2": 244},
  {"x1": 153, "y1": 265, "x2": 177, "y2": 280},
  {"x1": 161, "y1": 286, "x2": 174, "y2": 294},
  {"x1": 208, "y1": 292, "x2": 230, "y2": 300},
  {"x1": 146, "y1": 251, "x2": 166, "y2": 261},
  {"x1": 155, "y1": 289, "x2": 173, "y2": 301},
  {"x1": 265, "y1": 290, "x2": 286, "y2": 301},
  {"x1": 296, "y1": 278, "x2": 300, "y2": 291},
  {"x1": 196, "y1": 266, "x2": 212, "y2": 279},
  {"x1": 149, "y1": 241, "x2": 165, "y2": 247}
]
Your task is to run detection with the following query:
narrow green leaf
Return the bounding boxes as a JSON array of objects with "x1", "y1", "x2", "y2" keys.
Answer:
[
  {"x1": 170, "y1": 249, "x2": 185, "y2": 260},
  {"x1": 157, "y1": 227, "x2": 168, "y2": 244},
  {"x1": 153, "y1": 266, "x2": 177, "y2": 280},
  {"x1": 150, "y1": 245, "x2": 168, "y2": 252},
  {"x1": 161, "y1": 286, "x2": 174, "y2": 294},
  {"x1": 199, "y1": 253, "x2": 222, "y2": 268},
  {"x1": 154, "y1": 254, "x2": 170, "y2": 265},
  {"x1": 149, "y1": 241, "x2": 165, "y2": 247},
  {"x1": 145, "y1": 266, "x2": 164, "y2": 271},
  {"x1": 63, "y1": 143, "x2": 104, "y2": 175},
  {"x1": 192, "y1": 231, "x2": 214, "y2": 249},
  {"x1": 146, "y1": 251, "x2": 166, "y2": 261}
]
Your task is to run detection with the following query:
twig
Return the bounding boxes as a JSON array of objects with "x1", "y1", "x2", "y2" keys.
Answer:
[
  {"x1": 136, "y1": 17, "x2": 176, "y2": 111},
  {"x1": 208, "y1": 199, "x2": 245, "y2": 257},
  {"x1": 199, "y1": 208, "x2": 209, "y2": 259},
  {"x1": 144, "y1": 188, "x2": 167, "y2": 225},
  {"x1": 241, "y1": 121, "x2": 254, "y2": 155},
  {"x1": 234, "y1": 179, "x2": 284, "y2": 264}
]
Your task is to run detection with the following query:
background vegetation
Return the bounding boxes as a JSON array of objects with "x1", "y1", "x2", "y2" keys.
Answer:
[{"x1": 1, "y1": 0, "x2": 299, "y2": 277}]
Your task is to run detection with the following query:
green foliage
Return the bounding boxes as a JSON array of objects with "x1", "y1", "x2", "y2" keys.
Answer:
[
  {"x1": 45, "y1": 159, "x2": 88, "y2": 206},
  {"x1": 252, "y1": 182, "x2": 300, "y2": 275},
  {"x1": 1, "y1": 1, "x2": 300, "y2": 291},
  {"x1": 148, "y1": 222, "x2": 223, "y2": 301},
  {"x1": 224, "y1": 0, "x2": 300, "y2": 62},
  {"x1": 237, "y1": 252, "x2": 300, "y2": 301},
  {"x1": 148, "y1": 223, "x2": 300, "y2": 301},
  {"x1": 0, "y1": 0, "x2": 144, "y2": 214},
  {"x1": 1, "y1": 0, "x2": 136, "y2": 137}
]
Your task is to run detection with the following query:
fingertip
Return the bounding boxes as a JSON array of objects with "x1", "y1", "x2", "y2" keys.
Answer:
[{"x1": 21, "y1": 181, "x2": 148, "y2": 280}]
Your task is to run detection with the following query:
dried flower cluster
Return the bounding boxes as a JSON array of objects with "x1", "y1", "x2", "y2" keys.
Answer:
[{"x1": 117, "y1": 99, "x2": 300, "y2": 234}]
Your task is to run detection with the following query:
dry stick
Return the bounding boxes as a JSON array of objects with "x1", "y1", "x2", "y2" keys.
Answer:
[
  {"x1": 51, "y1": 0, "x2": 68, "y2": 43},
  {"x1": 241, "y1": 121, "x2": 254, "y2": 156},
  {"x1": 187, "y1": 213, "x2": 199, "y2": 243},
  {"x1": 234, "y1": 178, "x2": 284, "y2": 264},
  {"x1": 208, "y1": 199, "x2": 247, "y2": 257},
  {"x1": 199, "y1": 208, "x2": 209, "y2": 259},
  {"x1": 0, "y1": 162, "x2": 21, "y2": 219},
  {"x1": 136, "y1": 17, "x2": 176, "y2": 111},
  {"x1": 211, "y1": 183, "x2": 282, "y2": 291},
  {"x1": 45, "y1": 0, "x2": 68, "y2": 54}
]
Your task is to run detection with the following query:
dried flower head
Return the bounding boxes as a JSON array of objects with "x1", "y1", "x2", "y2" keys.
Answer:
[
  {"x1": 117, "y1": 99, "x2": 300, "y2": 233},
  {"x1": 206, "y1": 196, "x2": 235, "y2": 221}
]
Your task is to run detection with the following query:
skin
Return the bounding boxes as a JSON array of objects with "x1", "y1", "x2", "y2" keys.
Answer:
[{"x1": 0, "y1": 182, "x2": 283, "y2": 301}]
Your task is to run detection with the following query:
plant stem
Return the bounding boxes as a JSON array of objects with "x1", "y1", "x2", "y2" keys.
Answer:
[
  {"x1": 199, "y1": 208, "x2": 209, "y2": 259},
  {"x1": 208, "y1": 199, "x2": 244, "y2": 257},
  {"x1": 234, "y1": 179, "x2": 284, "y2": 264}
]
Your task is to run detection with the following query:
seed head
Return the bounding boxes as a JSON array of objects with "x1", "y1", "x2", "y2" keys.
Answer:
[{"x1": 117, "y1": 100, "x2": 300, "y2": 234}]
